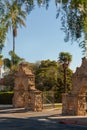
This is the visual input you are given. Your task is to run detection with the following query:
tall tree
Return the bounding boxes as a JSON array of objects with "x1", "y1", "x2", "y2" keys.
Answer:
[
  {"x1": 2, "y1": 0, "x2": 26, "y2": 63},
  {"x1": 58, "y1": 52, "x2": 72, "y2": 93}
]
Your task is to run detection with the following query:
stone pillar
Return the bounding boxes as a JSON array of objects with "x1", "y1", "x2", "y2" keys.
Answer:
[
  {"x1": 62, "y1": 93, "x2": 68, "y2": 115},
  {"x1": 62, "y1": 57, "x2": 87, "y2": 116},
  {"x1": 34, "y1": 91, "x2": 43, "y2": 111},
  {"x1": 62, "y1": 93, "x2": 78, "y2": 115},
  {"x1": 77, "y1": 95, "x2": 86, "y2": 116},
  {"x1": 13, "y1": 62, "x2": 43, "y2": 111},
  {"x1": 13, "y1": 90, "x2": 25, "y2": 108},
  {"x1": 25, "y1": 90, "x2": 42, "y2": 111}
]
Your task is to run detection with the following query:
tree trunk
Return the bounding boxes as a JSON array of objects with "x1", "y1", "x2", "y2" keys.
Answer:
[
  {"x1": 12, "y1": 29, "x2": 15, "y2": 64},
  {"x1": 64, "y1": 67, "x2": 67, "y2": 93},
  {"x1": 13, "y1": 30, "x2": 15, "y2": 53},
  {"x1": 63, "y1": 63, "x2": 67, "y2": 93}
]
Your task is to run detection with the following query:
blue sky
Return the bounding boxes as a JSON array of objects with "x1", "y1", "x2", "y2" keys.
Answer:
[{"x1": 2, "y1": 1, "x2": 83, "y2": 72}]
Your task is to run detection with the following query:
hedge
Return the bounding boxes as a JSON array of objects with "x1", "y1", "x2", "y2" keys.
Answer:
[{"x1": 0, "y1": 91, "x2": 14, "y2": 104}]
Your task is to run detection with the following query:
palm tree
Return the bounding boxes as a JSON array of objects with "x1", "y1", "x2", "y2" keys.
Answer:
[
  {"x1": 2, "y1": 0, "x2": 26, "y2": 63},
  {"x1": 58, "y1": 52, "x2": 72, "y2": 93}
]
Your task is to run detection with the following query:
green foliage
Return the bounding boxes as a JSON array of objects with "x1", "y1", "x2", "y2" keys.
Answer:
[
  {"x1": 58, "y1": 52, "x2": 72, "y2": 65},
  {"x1": 18, "y1": 0, "x2": 51, "y2": 10},
  {"x1": 56, "y1": 0, "x2": 87, "y2": 53},
  {"x1": 0, "y1": 91, "x2": 14, "y2": 104},
  {"x1": 3, "y1": 52, "x2": 24, "y2": 90},
  {"x1": 0, "y1": 0, "x2": 87, "y2": 53},
  {"x1": 58, "y1": 52, "x2": 72, "y2": 93},
  {"x1": 0, "y1": 0, "x2": 27, "y2": 55},
  {"x1": 3, "y1": 70, "x2": 16, "y2": 90},
  {"x1": 35, "y1": 59, "x2": 73, "y2": 102},
  {"x1": 35, "y1": 60, "x2": 58, "y2": 91},
  {"x1": 0, "y1": 0, "x2": 86, "y2": 53},
  {"x1": 3, "y1": 51, "x2": 24, "y2": 70},
  {"x1": 18, "y1": 0, "x2": 87, "y2": 53},
  {"x1": 9, "y1": 51, "x2": 24, "y2": 66},
  {"x1": 17, "y1": 0, "x2": 87, "y2": 53},
  {"x1": 3, "y1": 58, "x2": 11, "y2": 69},
  {"x1": 0, "y1": 26, "x2": 6, "y2": 52},
  {"x1": 54, "y1": 66, "x2": 72, "y2": 102},
  {"x1": 0, "y1": 16, "x2": 7, "y2": 53}
]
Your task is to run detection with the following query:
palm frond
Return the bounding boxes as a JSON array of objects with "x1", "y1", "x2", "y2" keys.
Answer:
[
  {"x1": 18, "y1": 10, "x2": 27, "y2": 20},
  {"x1": 17, "y1": 17, "x2": 26, "y2": 27}
]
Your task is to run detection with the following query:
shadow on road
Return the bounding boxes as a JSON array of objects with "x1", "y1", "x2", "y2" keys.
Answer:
[{"x1": 0, "y1": 106, "x2": 87, "y2": 129}]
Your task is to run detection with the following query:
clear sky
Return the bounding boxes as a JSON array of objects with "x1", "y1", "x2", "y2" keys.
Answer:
[{"x1": 2, "y1": 1, "x2": 83, "y2": 72}]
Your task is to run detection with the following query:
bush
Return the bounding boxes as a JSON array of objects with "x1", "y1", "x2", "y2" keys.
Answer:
[{"x1": 0, "y1": 91, "x2": 14, "y2": 104}]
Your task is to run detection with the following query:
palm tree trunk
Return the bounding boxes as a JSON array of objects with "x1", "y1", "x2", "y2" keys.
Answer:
[
  {"x1": 64, "y1": 67, "x2": 67, "y2": 93},
  {"x1": 12, "y1": 29, "x2": 15, "y2": 64},
  {"x1": 63, "y1": 63, "x2": 67, "y2": 93},
  {"x1": 13, "y1": 30, "x2": 15, "y2": 53}
]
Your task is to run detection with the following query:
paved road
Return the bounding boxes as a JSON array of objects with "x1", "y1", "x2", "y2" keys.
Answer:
[
  {"x1": 0, "y1": 106, "x2": 87, "y2": 130},
  {"x1": 0, "y1": 116, "x2": 87, "y2": 130}
]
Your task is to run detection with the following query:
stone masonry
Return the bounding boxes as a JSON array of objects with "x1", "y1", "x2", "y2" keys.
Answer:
[
  {"x1": 62, "y1": 57, "x2": 87, "y2": 116},
  {"x1": 13, "y1": 62, "x2": 42, "y2": 111}
]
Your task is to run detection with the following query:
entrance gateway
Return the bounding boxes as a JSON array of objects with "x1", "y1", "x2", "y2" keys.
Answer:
[{"x1": 62, "y1": 57, "x2": 87, "y2": 116}]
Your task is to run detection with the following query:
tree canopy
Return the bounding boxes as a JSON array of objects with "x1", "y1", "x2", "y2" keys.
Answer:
[
  {"x1": 0, "y1": 0, "x2": 87, "y2": 53},
  {"x1": 21, "y1": 0, "x2": 87, "y2": 52},
  {"x1": 34, "y1": 59, "x2": 73, "y2": 102},
  {"x1": 55, "y1": 0, "x2": 87, "y2": 54}
]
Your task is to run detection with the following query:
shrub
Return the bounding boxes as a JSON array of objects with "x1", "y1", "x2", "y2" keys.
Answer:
[{"x1": 0, "y1": 91, "x2": 14, "y2": 104}]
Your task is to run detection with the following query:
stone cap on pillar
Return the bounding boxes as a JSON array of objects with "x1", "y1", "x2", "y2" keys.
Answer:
[{"x1": 15, "y1": 62, "x2": 34, "y2": 77}]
